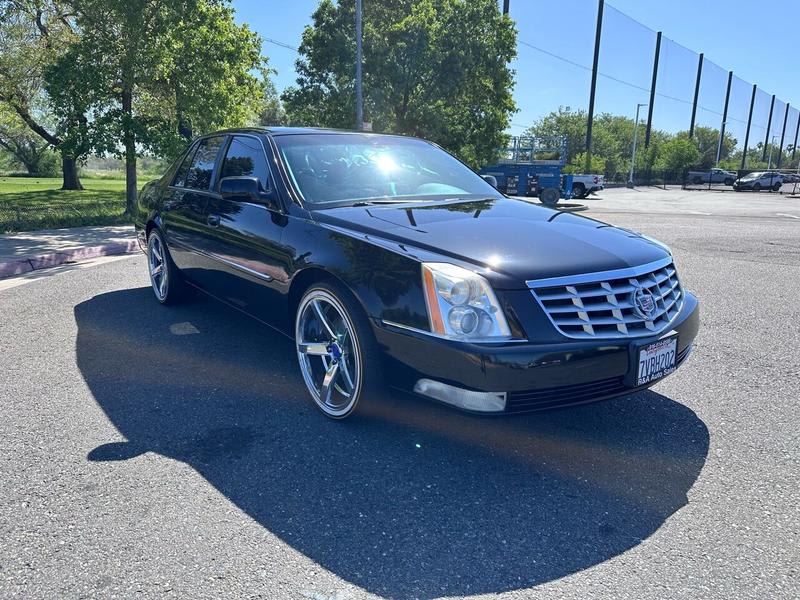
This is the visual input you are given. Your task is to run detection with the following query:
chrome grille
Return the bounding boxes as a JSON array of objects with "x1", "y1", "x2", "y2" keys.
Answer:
[{"x1": 526, "y1": 258, "x2": 684, "y2": 339}]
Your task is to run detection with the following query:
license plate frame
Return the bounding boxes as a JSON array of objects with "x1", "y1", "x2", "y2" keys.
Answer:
[{"x1": 631, "y1": 333, "x2": 678, "y2": 387}]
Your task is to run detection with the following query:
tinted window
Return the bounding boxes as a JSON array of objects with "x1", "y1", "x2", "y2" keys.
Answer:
[
  {"x1": 220, "y1": 136, "x2": 271, "y2": 191},
  {"x1": 171, "y1": 143, "x2": 198, "y2": 187},
  {"x1": 185, "y1": 136, "x2": 224, "y2": 190}
]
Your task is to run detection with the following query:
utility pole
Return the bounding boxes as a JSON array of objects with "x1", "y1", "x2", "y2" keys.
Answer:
[
  {"x1": 355, "y1": 0, "x2": 363, "y2": 131},
  {"x1": 628, "y1": 103, "x2": 647, "y2": 187},
  {"x1": 644, "y1": 31, "x2": 661, "y2": 148},
  {"x1": 503, "y1": 0, "x2": 509, "y2": 14},
  {"x1": 585, "y1": 0, "x2": 605, "y2": 172},
  {"x1": 689, "y1": 53, "x2": 703, "y2": 138}
]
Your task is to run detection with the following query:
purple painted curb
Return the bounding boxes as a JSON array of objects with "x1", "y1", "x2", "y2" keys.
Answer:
[{"x1": 0, "y1": 240, "x2": 138, "y2": 279}]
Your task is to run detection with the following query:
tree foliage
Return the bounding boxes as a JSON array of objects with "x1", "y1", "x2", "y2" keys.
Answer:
[
  {"x1": 524, "y1": 107, "x2": 742, "y2": 176},
  {"x1": 0, "y1": 0, "x2": 86, "y2": 188},
  {"x1": 282, "y1": 0, "x2": 517, "y2": 168},
  {"x1": 45, "y1": 0, "x2": 266, "y2": 211}
]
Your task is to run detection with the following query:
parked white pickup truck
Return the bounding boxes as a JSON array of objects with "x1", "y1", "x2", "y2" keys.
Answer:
[{"x1": 570, "y1": 174, "x2": 604, "y2": 199}]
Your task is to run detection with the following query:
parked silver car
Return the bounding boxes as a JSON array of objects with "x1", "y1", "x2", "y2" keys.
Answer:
[{"x1": 733, "y1": 171, "x2": 783, "y2": 192}]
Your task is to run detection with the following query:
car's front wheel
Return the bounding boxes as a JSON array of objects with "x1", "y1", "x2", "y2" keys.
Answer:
[
  {"x1": 753, "y1": 183, "x2": 761, "y2": 192},
  {"x1": 147, "y1": 229, "x2": 185, "y2": 305},
  {"x1": 295, "y1": 282, "x2": 381, "y2": 419}
]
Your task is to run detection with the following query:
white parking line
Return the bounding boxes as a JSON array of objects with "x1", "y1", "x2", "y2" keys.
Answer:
[
  {"x1": 686, "y1": 211, "x2": 712, "y2": 216},
  {"x1": 776, "y1": 213, "x2": 800, "y2": 219}
]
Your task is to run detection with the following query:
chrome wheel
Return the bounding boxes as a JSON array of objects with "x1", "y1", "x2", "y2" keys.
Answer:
[
  {"x1": 148, "y1": 233, "x2": 168, "y2": 302},
  {"x1": 296, "y1": 289, "x2": 362, "y2": 418}
]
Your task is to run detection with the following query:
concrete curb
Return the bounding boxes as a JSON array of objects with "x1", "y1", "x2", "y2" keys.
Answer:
[{"x1": 0, "y1": 240, "x2": 139, "y2": 279}]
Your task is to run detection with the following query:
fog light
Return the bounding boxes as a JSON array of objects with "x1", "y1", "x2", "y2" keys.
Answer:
[{"x1": 413, "y1": 379, "x2": 506, "y2": 412}]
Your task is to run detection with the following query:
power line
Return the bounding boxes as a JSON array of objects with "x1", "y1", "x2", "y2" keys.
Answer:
[{"x1": 264, "y1": 37, "x2": 298, "y2": 52}]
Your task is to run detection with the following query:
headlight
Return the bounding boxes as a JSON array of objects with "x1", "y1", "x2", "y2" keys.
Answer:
[{"x1": 421, "y1": 263, "x2": 512, "y2": 341}]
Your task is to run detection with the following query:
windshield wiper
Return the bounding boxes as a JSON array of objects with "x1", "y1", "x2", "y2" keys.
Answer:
[{"x1": 350, "y1": 199, "x2": 410, "y2": 206}]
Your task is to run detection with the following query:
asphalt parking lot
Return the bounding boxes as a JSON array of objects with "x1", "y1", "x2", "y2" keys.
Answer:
[{"x1": 1, "y1": 188, "x2": 798, "y2": 599}]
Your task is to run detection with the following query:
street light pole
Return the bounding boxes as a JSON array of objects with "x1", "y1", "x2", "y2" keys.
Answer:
[
  {"x1": 628, "y1": 103, "x2": 647, "y2": 187},
  {"x1": 768, "y1": 135, "x2": 778, "y2": 169},
  {"x1": 715, "y1": 120, "x2": 729, "y2": 166},
  {"x1": 355, "y1": 0, "x2": 363, "y2": 131}
]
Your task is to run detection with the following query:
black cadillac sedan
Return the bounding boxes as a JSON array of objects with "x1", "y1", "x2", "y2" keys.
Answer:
[{"x1": 134, "y1": 127, "x2": 699, "y2": 418}]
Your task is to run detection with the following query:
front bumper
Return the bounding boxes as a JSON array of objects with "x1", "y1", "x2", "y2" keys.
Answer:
[{"x1": 374, "y1": 292, "x2": 699, "y2": 414}]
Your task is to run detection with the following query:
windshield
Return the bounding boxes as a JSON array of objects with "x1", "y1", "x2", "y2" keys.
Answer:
[
  {"x1": 273, "y1": 133, "x2": 500, "y2": 206},
  {"x1": 744, "y1": 172, "x2": 764, "y2": 179}
]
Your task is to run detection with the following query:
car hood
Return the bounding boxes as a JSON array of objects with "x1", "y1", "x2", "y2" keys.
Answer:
[{"x1": 313, "y1": 197, "x2": 670, "y2": 289}]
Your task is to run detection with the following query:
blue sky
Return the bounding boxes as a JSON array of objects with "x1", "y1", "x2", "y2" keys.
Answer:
[{"x1": 233, "y1": 0, "x2": 800, "y2": 147}]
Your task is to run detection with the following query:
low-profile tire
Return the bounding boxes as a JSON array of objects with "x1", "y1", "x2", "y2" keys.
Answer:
[
  {"x1": 539, "y1": 187, "x2": 560, "y2": 207},
  {"x1": 571, "y1": 183, "x2": 586, "y2": 199},
  {"x1": 147, "y1": 228, "x2": 185, "y2": 305},
  {"x1": 295, "y1": 281, "x2": 383, "y2": 419},
  {"x1": 753, "y1": 183, "x2": 761, "y2": 192}
]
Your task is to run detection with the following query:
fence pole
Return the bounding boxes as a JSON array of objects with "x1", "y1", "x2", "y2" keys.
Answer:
[
  {"x1": 644, "y1": 31, "x2": 662, "y2": 148},
  {"x1": 777, "y1": 102, "x2": 790, "y2": 168},
  {"x1": 762, "y1": 94, "x2": 776, "y2": 162},
  {"x1": 793, "y1": 111, "x2": 800, "y2": 163},
  {"x1": 585, "y1": 0, "x2": 604, "y2": 172},
  {"x1": 741, "y1": 84, "x2": 757, "y2": 170},
  {"x1": 689, "y1": 53, "x2": 703, "y2": 138},
  {"x1": 716, "y1": 71, "x2": 733, "y2": 165}
]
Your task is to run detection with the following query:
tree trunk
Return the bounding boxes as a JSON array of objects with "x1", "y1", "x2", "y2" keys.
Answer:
[
  {"x1": 122, "y1": 85, "x2": 137, "y2": 215},
  {"x1": 61, "y1": 155, "x2": 84, "y2": 190},
  {"x1": 176, "y1": 84, "x2": 192, "y2": 140}
]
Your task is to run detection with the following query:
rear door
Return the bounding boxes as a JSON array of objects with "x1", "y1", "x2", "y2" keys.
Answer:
[
  {"x1": 161, "y1": 136, "x2": 226, "y2": 278},
  {"x1": 201, "y1": 134, "x2": 293, "y2": 324}
]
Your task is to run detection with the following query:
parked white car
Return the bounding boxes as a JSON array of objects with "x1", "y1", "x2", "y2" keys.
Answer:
[
  {"x1": 571, "y1": 174, "x2": 604, "y2": 199},
  {"x1": 687, "y1": 168, "x2": 736, "y2": 186}
]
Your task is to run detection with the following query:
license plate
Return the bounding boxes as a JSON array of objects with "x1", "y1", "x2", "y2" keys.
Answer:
[{"x1": 636, "y1": 335, "x2": 677, "y2": 386}]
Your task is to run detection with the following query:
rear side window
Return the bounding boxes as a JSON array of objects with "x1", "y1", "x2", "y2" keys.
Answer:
[
  {"x1": 185, "y1": 136, "x2": 225, "y2": 190},
  {"x1": 171, "y1": 143, "x2": 198, "y2": 187},
  {"x1": 220, "y1": 136, "x2": 271, "y2": 192}
]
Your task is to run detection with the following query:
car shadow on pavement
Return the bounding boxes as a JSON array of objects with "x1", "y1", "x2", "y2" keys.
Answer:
[{"x1": 75, "y1": 288, "x2": 709, "y2": 599}]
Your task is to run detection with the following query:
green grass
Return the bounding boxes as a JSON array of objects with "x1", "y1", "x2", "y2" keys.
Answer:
[{"x1": 0, "y1": 177, "x2": 130, "y2": 233}]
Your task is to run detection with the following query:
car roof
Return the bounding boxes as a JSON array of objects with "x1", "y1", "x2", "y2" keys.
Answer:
[{"x1": 209, "y1": 126, "x2": 411, "y2": 139}]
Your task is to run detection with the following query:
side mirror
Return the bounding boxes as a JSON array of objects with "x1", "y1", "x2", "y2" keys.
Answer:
[
  {"x1": 219, "y1": 176, "x2": 278, "y2": 210},
  {"x1": 481, "y1": 174, "x2": 498, "y2": 188}
]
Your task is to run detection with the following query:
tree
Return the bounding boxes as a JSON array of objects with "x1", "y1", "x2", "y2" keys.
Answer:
[
  {"x1": 688, "y1": 126, "x2": 736, "y2": 169},
  {"x1": 0, "y1": 105, "x2": 59, "y2": 175},
  {"x1": 256, "y1": 68, "x2": 286, "y2": 127},
  {"x1": 283, "y1": 0, "x2": 517, "y2": 168},
  {"x1": 46, "y1": 0, "x2": 265, "y2": 213},
  {"x1": 656, "y1": 136, "x2": 701, "y2": 173},
  {"x1": 0, "y1": 0, "x2": 87, "y2": 189}
]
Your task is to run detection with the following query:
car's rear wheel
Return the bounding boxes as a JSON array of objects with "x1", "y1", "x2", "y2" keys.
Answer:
[
  {"x1": 724, "y1": 177, "x2": 734, "y2": 186},
  {"x1": 295, "y1": 282, "x2": 381, "y2": 419},
  {"x1": 539, "y1": 187, "x2": 560, "y2": 206},
  {"x1": 772, "y1": 182, "x2": 782, "y2": 191},
  {"x1": 571, "y1": 183, "x2": 586, "y2": 199},
  {"x1": 147, "y1": 229, "x2": 185, "y2": 305}
]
